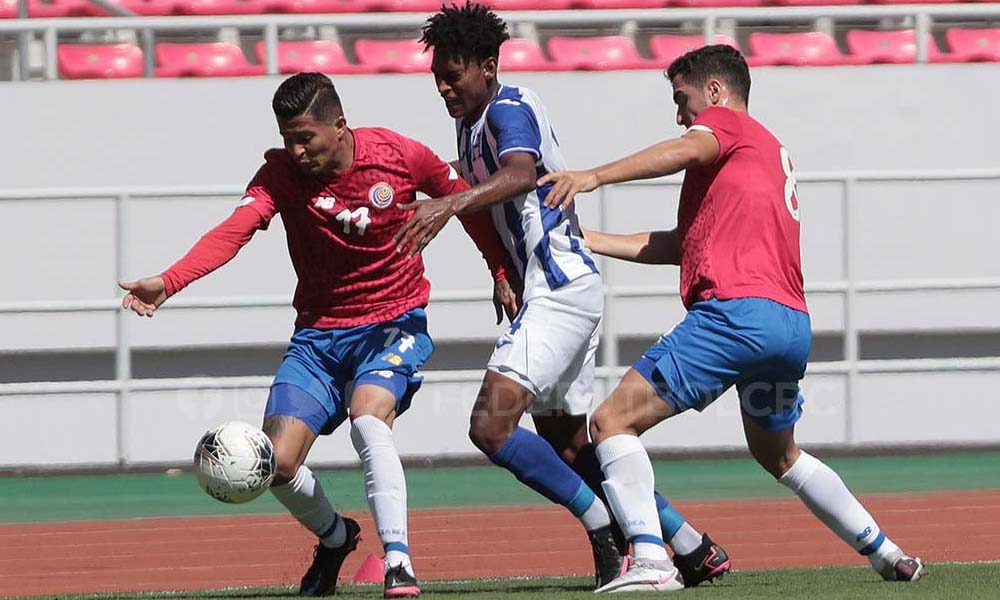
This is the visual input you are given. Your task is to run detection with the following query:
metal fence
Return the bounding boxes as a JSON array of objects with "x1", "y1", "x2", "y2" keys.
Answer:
[
  {"x1": 4, "y1": 4, "x2": 1000, "y2": 80},
  {"x1": 1, "y1": 168, "x2": 1000, "y2": 464}
]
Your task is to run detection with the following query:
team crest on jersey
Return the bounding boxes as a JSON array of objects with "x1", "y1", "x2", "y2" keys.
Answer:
[{"x1": 369, "y1": 182, "x2": 395, "y2": 209}]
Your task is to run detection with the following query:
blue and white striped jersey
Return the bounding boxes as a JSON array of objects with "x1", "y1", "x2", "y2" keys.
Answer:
[{"x1": 456, "y1": 84, "x2": 599, "y2": 302}]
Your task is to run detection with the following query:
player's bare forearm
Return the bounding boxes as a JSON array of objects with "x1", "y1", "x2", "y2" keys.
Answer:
[
  {"x1": 592, "y1": 132, "x2": 720, "y2": 187},
  {"x1": 583, "y1": 228, "x2": 680, "y2": 265},
  {"x1": 451, "y1": 153, "x2": 537, "y2": 214}
]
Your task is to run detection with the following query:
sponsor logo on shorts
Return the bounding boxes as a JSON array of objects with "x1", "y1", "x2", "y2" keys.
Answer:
[
  {"x1": 369, "y1": 182, "x2": 394, "y2": 209},
  {"x1": 373, "y1": 370, "x2": 395, "y2": 378},
  {"x1": 381, "y1": 353, "x2": 404, "y2": 366}
]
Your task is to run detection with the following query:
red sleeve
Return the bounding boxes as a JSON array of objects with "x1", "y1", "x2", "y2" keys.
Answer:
[
  {"x1": 401, "y1": 136, "x2": 508, "y2": 281},
  {"x1": 160, "y1": 207, "x2": 264, "y2": 297},
  {"x1": 690, "y1": 107, "x2": 743, "y2": 164}
]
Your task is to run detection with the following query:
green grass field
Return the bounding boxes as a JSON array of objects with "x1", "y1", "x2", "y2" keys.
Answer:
[{"x1": 15, "y1": 563, "x2": 1000, "y2": 600}]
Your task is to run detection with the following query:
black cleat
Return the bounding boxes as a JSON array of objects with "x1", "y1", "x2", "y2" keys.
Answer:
[
  {"x1": 588, "y1": 525, "x2": 626, "y2": 588},
  {"x1": 384, "y1": 563, "x2": 421, "y2": 598},
  {"x1": 298, "y1": 516, "x2": 362, "y2": 596},
  {"x1": 673, "y1": 533, "x2": 732, "y2": 588}
]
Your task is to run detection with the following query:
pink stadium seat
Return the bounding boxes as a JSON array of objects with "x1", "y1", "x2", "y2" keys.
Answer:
[
  {"x1": 500, "y1": 38, "x2": 555, "y2": 71},
  {"x1": 274, "y1": 0, "x2": 397, "y2": 13},
  {"x1": 58, "y1": 44, "x2": 144, "y2": 79},
  {"x1": 155, "y1": 42, "x2": 265, "y2": 77},
  {"x1": 28, "y1": 0, "x2": 100, "y2": 17},
  {"x1": 571, "y1": 0, "x2": 666, "y2": 8},
  {"x1": 547, "y1": 36, "x2": 651, "y2": 71},
  {"x1": 254, "y1": 40, "x2": 360, "y2": 73},
  {"x1": 354, "y1": 39, "x2": 431, "y2": 73},
  {"x1": 946, "y1": 28, "x2": 1000, "y2": 62},
  {"x1": 671, "y1": 0, "x2": 763, "y2": 7},
  {"x1": 1, "y1": 0, "x2": 18, "y2": 17},
  {"x1": 846, "y1": 29, "x2": 944, "y2": 64},
  {"x1": 118, "y1": 0, "x2": 177, "y2": 14},
  {"x1": 748, "y1": 32, "x2": 847, "y2": 66},
  {"x1": 648, "y1": 34, "x2": 740, "y2": 68},
  {"x1": 867, "y1": 0, "x2": 958, "y2": 4},
  {"x1": 390, "y1": 0, "x2": 441, "y2": 11},
  {"x1": 768, "y1": 0, "x2": 860, "y2": 5},
  {"x1": 486, "y1": 0, "x2": 572, "y2": 9},
  {"x1": 174, "y1": 0, "x2": 266, "y2": 14}
]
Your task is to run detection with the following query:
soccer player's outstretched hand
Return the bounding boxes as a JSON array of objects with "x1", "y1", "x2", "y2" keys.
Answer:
[
  {"x1": 119, "y1": 276, "x2": 167, "y2": 318},
  {"x1": 395, "y1": 197, "x2": 457, "y2": 258},
  {"x1": 537, "y1": 170, "x2": 599, "y2": 210},
  {"x1": 493, "y1": 276, "x2": 520, "y2": 325}
]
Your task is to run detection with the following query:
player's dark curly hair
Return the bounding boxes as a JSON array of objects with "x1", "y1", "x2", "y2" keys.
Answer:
[
  {"x1": 272, "y1": 72, "x2": 344, "y2": 122},
  {"x1": 667, "y1": 44, "x2": 751, "y2": 104},
  {"x1": 419, "y1": 1, "x2": 510, "y2": 63}
]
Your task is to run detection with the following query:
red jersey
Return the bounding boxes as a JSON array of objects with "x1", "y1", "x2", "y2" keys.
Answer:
[
  {"x1": 677, "y1": 107, "x2": 808, "y2": 313},
  {"x1": 162, "y1": 127, "x2": 506, "y2": 329}
]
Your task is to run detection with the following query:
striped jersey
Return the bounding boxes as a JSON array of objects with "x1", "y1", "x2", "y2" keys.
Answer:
[{"x1": 456, "y1": 84, "x2": 599, "y2": 303}]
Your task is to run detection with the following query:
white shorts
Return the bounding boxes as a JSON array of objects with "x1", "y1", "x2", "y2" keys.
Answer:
[{"x1": 487, "y1": 273, "x2": 603, "y2": 416}]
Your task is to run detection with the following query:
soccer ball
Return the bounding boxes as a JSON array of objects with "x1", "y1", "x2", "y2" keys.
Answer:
[{"x1": 193, "y1": 421, "x2": 276, "y2": 504}]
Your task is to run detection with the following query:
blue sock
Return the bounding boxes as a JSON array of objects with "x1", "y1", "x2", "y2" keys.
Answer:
[
  {"x1": 490, "y1": 427, "x2": 590, "y2": 507},
  {"x1": 655, "y1": 491, "x2": 687, "y2": 540}
]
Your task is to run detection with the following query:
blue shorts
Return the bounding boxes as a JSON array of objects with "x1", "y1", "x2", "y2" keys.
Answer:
[
  {"x1": 264, "y1": 308, "x2": 434, "y2": 435},
  {"x1": 633, "y1": 297, "x2": 811, "y2": 432}
]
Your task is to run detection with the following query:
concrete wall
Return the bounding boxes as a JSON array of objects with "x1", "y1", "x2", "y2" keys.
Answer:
[{"x1": 1, "y1": 64, "x2": 999, "y2": 468}]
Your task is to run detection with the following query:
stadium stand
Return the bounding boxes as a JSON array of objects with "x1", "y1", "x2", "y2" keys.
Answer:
[
  {"x1": 499, "y1": 37, "x2": 555, "y2": 71},
  {"x1": 648, "y1": 33, "x2": 739, "y2": 66},
  {"x1": 58, "y1": 42, "x2": 144, "y2": 77}
]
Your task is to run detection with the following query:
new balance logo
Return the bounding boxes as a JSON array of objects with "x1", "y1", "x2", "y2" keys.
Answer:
[{"x1": 856, "y1": 526, "x2": 874, "y2": 542}]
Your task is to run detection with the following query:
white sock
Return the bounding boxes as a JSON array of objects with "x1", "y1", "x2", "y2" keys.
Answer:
[
  {"x1": 779, "y1": 450, "x2": 900, "y2": 567},
  {"x1": 579, "y1": 496, "x2": 612, "y2": 532},
  {"x1": 271, "y1": 465, "x2": 347, "y2": 548},
  {"x1": 668, "y1": 523, "x2": 704, "y2": 556},
  {"x1": 596, "y1": 435, "x2": 669, "y2": 563},
  {"x1": 351, "y1": 415, "x2": 413, "y2": 576}
]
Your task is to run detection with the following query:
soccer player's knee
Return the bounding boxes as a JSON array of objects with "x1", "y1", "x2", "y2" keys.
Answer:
[
  {"x1": 589, "y1": 404, "x2": 619, "y2": 443},
  {"x1": 271, "y1": 447, "x2": 302, "y2": 485},
  {"x1": 468, "y1": 415, "x2": 509, "y2": 456},
  {"x1": 749, "y1": 441, "x2": 797, "y2": 479}
]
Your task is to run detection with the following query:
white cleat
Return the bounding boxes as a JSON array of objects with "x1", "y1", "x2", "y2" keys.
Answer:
[{"x1": 594, "y1": 558, "x2": 685, "y2": 593}]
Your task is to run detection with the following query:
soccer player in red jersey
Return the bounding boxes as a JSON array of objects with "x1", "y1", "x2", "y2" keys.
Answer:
[
  {"x1": 119, "y1": 73, "x2": 511, "y2": 598},
  {"x1": 540, "y1": 45, "x2": 925, "y2": 592}
]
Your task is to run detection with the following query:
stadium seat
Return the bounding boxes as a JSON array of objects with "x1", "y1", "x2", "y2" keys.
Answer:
[
  {"x1": 1, "y1": 0, "x2": 18, "y2": 17},
  {"x1": 570, "y1": 0, "x2": 667, "y2": 9},
  {"x1": 174, "y1": 0, "x2": 266, "y2": 14},
  {"x1": 547, "y1": 36, "x2": 651, "y2": 71},
  {"x1": 274, "y1": 0, "x2": 398, "y2": 13},
  {"x1": 28, "y1": 0, "x2": 100, "y2": 17},
  {"x1": 846, "y1": 29, "x2": 944, "y2": 64},
  {"x1": 500, "y1": 37, "x2": 555, "y2": 71},
  {"x1": 391, "y1": 0, "x2": 441, "y2": 11},
  {"x1": 486, "y1": 0, "x2": 572, "y2": 9},
  {"x1": 748, "y1": 32, "x2": 848, "y2": 66},
  {"x1": 768, "y1": 0, "x2": 860, "y2": 5},
  {"x1": 254, "y1": 40, "x2": 360, "y2": 73},
  {"x1": 648, "y1": 34, "x2": 740, "y2": 68},
  {"x1": 118, "y1": 0, "x2": 177, "y2": 15},
  {"x1": 671, "y1": 0, "x2": 763, "y2": 7},
  {"x1": 58, "y1": 44, "x2": 144, "y2": 79},
  {"x1": 155, "y1": 42, "x2": 265, "y2": 77},
  {"x1": 354, "y1": 39, "x2": 431, "y2": 73},
  {"x1": 867, "y1": 0, "x2": 958, "y2": 4},
  {"x1": 946, "y1": 28, "x2": 1000, "y2": 62}
]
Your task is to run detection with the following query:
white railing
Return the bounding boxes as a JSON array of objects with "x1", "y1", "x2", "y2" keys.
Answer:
[
  {"x1": 1, "y1": 168, "x2": 1000, "y2": 464},
  {"x1": 4, "y1": 4, "x2": 1000, "y2": 80}
]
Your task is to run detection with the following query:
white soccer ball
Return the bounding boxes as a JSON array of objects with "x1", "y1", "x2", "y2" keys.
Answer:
[{"x1": 193, "y1": 421, "x2": 276, "y2": 504}]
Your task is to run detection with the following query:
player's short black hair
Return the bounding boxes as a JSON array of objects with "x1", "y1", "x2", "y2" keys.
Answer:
[
  {"x1": 667, "y1": 44, "x2": 751, "y2": 104},
  {"x1": 419, "y1": 1, "x2": 510, "y2": 63},
  {"x1": 272, "y1": 72, "x2": 344, "y2": 122}
]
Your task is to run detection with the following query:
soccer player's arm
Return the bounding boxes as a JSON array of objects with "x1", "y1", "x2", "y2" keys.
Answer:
[
  {"x1": 582, "y1": 227, "x2": 680, "y2": 265},
  {"x1": 449, "y1": 99, "x2": 541, "y2": 214},
  {"x1": 403, "y1": 138, "x2": 508, "y2": 281},
  {"x1": 120, "y1": 161, "x2": 277, "y2": 317},
  {"x1": 538, "y1": 107, "x2": 746, "y2": 209}
]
